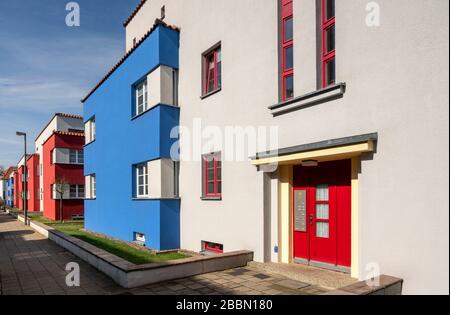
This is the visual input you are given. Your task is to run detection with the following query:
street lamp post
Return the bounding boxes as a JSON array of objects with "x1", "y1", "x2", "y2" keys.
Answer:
[{"x1": 16, "y1": 131, "x2": 28, "y2": 225}]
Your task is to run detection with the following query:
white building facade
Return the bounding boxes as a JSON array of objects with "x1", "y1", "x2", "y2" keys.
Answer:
[{"x1": 123, "y1": 0, "x2": 449, "y2": 294}]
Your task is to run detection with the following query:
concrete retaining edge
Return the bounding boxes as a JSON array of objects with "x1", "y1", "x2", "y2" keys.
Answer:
[
  {"x1": 5, "y1": 211, "x2": 254, "y2": 289},
  {"x1": 322, "y1": 275, "x2": 403, "y2": 295}
]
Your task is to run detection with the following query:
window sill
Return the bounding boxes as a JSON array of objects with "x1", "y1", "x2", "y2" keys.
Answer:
[
  {"x1": 200, "y1": 88, "x2": 221, "y2": 100},
  {"x1": 201, "y1": 196, "x2": 222, "y2": 201},
  {"x1": 269, "y1": 82, "x2": 346, "y2": 116},
  {"x1": 132, "y1": 197, "x2": 181, "y2": 201},
  {"x1": 131, "y1": 104, "x2": 179, "y2": 121}
]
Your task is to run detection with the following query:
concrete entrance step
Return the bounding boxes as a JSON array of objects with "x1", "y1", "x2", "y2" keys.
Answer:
[{"x1": 248, "y1": 261, "x2": 357, "y2": 290}]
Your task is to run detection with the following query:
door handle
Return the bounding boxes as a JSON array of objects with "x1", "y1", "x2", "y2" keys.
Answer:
[{"x1": 309, "y1": 215, "x2": 314, "y2": 226}]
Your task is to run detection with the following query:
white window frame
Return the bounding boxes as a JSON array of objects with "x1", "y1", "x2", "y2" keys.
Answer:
[
  {"x1": 136, "y1": 163, "x2": 149, "y2": 198},
  {"x1": 69, "y1": 149, "x2": 84, "y2": 164},
  {"x1": 91, "y1": 175, "x2": 96, "y2": 199},
  {"x1": 85, "y1": 118, "x2": 96, "y2": 144},
  {"x1": 69, "y1": 185, "x2": 85, "y2": 199},
  {"x1": 135, "y1": 80, "x2": 148, "y2": 116}
]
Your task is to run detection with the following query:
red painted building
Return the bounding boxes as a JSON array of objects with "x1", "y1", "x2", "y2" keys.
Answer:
[
  {"x1": 42, "y1": 131, "x2": 85, "y2": 220},
  {"x1": 16, "y1": 162, "x2": 25, "y2": 210},
  {"x1": 27, "y1": 154, "x2": 40, "y2": 213}
]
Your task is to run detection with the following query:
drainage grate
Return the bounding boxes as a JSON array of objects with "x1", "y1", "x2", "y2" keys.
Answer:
[{"x1": 253, "y1": 273, "x2": 271, "y2": 280}]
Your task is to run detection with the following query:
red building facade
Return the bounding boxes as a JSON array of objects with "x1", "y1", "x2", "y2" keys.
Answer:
[
  {"x1": 27, "y1": 154, "x2": 40, "y2": 213},
  {"x1": 42, "y1": 131, "x2": 85, "y2": 220}
]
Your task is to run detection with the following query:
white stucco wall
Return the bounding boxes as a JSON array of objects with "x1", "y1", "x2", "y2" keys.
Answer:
[{"x1": 125, "y1": 0, "x2": 449, "y2": 294}]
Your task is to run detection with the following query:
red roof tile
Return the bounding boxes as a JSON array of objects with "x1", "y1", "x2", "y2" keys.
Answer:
[
  {"x1": 123, "y1": 0, "x2": 148, "y2": 27},
  {"x1": 2, "y1": 167, "x2": 17, "y2": 180},
  {"x1": 53, "y1": 131, "x2": 85, "y2": 137},
  {"x1": 55, "y1": 113, "x2": 83, "y2": 120},
  {"x1": 35, "y1": 113, "x2": 83, "y2": 141},
  {"x1": 81, "y1": 19, "x2": 180, "y2": 103}
]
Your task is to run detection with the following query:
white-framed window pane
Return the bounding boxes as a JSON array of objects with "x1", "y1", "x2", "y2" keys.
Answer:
[
  {"x1": 136, "y1": 164, "x2": 148, "y2": 197},
  {"x1": 136, "y1": 81, "x2": 148, "y2": 115},
  {"x1": 316, "y1": 222, "x2": 329, "y2": 238},
  {"x1": 316, "y1": 184, "x2": 329, "y2": 201},
  {"x1": 92, "y1": 175, "x2": 96, "y2": 198},
  {"x1": 316, "y1": 204, "x2": 329, "y2": 220}
]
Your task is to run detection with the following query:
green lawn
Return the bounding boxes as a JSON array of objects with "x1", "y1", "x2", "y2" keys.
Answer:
[{"x1": 27, "y1": 214, "x2": 189, "y2": 265}]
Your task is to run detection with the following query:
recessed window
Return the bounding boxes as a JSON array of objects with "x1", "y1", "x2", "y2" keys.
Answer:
[
  {"x1": 280, "y1": 0, "x2": 294, "y2": 101},
  {"x1": 284, "y1": 17, "x2": 293, "y2": 42},
  {"x1": 85, "y1": 117, "x2": 96, "y2": 144},
  {"x1": 202, "y1": 241, "x2": 223, "y2": 254},
  {"x1": 202, "y1": 45, "x2": 221, "y2": 96},
  {"x1": 322, "y1": 0, "x2": 336, "y2": 88},
  {"x1": 325, "y1": 59, "x2": 336, "y2": 86},
  {"x1": 135, "y1": 80, "x2": 148, "y2": 115},
  {"x1": 202, "y1": 153, "x2": 222, "y2": 198},
  {"x1": 135, "y1": 163, "x2": 149, "y2": 198},
  {"x1": 284, "y1": 46, "x2": 294, "y2": 70},
  {"x1": 86, "y1": 174, "x2": 96, "y2": 199},
  {"x1": 134, "y1": 232, "x2": 146, "y2": 246},
  {"x1": 285, "y1": 75, "x2": 294, "y2": 99},
  {"x1": 325, "y1": 25, "x2": 335, "y2": 53},
  {"x1": 69, "y1": 185, "x2": 85, "y2": 199},
  {"x1": 326, "y1": 0, "x2": 335, "y2": 20},
  {"x1": 69, "y1": 150, "x2": 84, "y2": 164}
]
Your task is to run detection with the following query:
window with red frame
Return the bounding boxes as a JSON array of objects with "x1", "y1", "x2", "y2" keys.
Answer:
[
  {"x1": 322, "y1": 0, "x2": 336, "y2": 87},
  {"x1": 281, "y1": 0, "x2": 294, "y2": 101},
  {"x1": 203, "y1": 44, "x2": 221, "y2": 95},
  {"x1": 202, "y1": 153, "x2": 222, "y2": 198},
  {"x1": 202, "y1": 241, "x2": 223, "y2": 254}
]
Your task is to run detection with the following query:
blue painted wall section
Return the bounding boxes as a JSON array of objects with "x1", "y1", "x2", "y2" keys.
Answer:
[
  {"x1": 83, "y1": 25, "x2": 180, "y2": 251},
  {"x1": 6, "y1": 177, "x2": 14, "y2": 207}
]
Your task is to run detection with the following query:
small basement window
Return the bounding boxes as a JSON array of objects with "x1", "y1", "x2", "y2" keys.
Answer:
[
  {"x1": 134, "y1": 232, "x2": 146, "y2": 246},
  {"x1": 202, "y1": 241, "x2": 223, "y2": 254}
]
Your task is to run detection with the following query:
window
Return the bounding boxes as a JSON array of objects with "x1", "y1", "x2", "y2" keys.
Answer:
[
  {"x1": 86, "y1": 174, "x2": 96, "y2": 199},
  {"x1": 202, "y1": 44, "x2": 221, "y2": 95},
  {"x1": 135, "y1": 80, "x2": 148, "y2": 115},
  {"x1": 322, "y1": 0, "x2": 336, "y2": 87},
  {"x1": 69, "y1": 150, "x2": 84, "y2": 164},
  {"x1": 202, "y1": 153, "x2": 222, "y2": 198},
  {"x1": 91, "y1": 175, "x2": 96, "y2": 198},
  {"x1": 134, "y1": 232, "x2": 146, "y2": 246},
  {"x1": 85, "y1": 117, "x2": 96, "y2": 144},
  {"x1": 315, "y1": 184, "x2": 330, "y2": 238},
  {"x1": 281, "y1": 0, "x2": 294, "y2": 100},
  {"x1": 135, "y1": 163, "x2": 149, "y2": 198},
  {"x1": 69, "y1": 185, "x2": 85, "y2": 199},
  {"x1": 202, "y1": 241, "x2": 223, "y2": 254}
]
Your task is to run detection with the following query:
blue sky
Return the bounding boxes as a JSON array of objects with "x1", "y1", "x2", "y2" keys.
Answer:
[{"x1": 0, "y1": 0, "x2": 140, "y2": 167}]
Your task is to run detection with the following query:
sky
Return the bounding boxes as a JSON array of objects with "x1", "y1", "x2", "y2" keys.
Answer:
[{"x1": 0, "y1": 0, "x2": 140, "y2": 167}]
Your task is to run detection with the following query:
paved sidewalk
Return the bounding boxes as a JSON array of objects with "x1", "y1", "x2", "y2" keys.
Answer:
[{"x1": 0, "y1": 212, "x2": 330, "y2": 295}]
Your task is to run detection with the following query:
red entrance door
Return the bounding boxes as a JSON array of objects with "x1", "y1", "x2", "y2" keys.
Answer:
[{"x1": 293, "y1": 160, "x2": 351, "y2": 270}]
